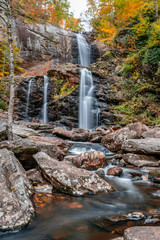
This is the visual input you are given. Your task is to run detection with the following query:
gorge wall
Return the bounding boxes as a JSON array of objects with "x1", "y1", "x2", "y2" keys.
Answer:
[{"x1": 13, "y1": 20, "x2": 112, "y2": 127}]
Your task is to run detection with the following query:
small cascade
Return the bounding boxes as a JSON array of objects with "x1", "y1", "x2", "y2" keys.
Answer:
[
  {"x1": 77, "y1": 34, "x2": 99, "y2": 130},
  {"x1": 42, "y1": 75, "x2": 49, "y2": 123},
  {"x1": 26, "y1": 78, "x2": 33, "y2": 119}
]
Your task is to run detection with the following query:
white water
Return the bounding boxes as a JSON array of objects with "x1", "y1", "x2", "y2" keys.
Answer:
[
  {"x1": 42, "y1": 75, "x2": 49, "y2": 123},
  {"x1": 26, "y1": 78, "x2": 33, "y2": 118},
  {"x1": 77, "y1": 34, "x2": 99, "y2": 130}
]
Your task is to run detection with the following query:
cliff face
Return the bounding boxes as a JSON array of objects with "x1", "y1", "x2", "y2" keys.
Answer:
[{"x1": 13, "y1": 19, "x2": 79, "y2": 68}]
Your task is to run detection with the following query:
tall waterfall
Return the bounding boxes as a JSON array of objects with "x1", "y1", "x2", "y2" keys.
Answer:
[
  {"x1": 26, "y1": 78, "x2": 33, "y2": 118},
  {"x1": 42, "y1": 75, "x2": 49, "y2": 123},
  {"x1": 77, "y1": 34, "x2": 99, "y2": 130}
]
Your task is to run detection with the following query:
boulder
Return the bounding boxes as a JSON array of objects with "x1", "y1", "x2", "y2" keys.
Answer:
[
  {"x1": 142, "y1": 127, "x2": 160, "y2": 138},
  {"x1": 107, "y1": 167, "x2": 123, "y2": 176},
  {"x1": 52, "y1": 127, "x2": 72, "y2": 139},
  {"x1": 12, "y1": 124, "x2": 38, "y2": 138},
  {"x1": 149, "y1": 169, "x2": 160, "y2": 183},
  {"x1": 0, "y1": 137, "x2": 65, "y2": 169},
  {"x1": 71, "y1": 128, "x2": 90, "y2": 142},
  {"x1": 101, "y1": 122, "x2": 149, "y2": 152},
  {"x1": 123, "y1": 153, "x2": 159, "y2": 168},
  {"x1": 33, "y1": 152, "x2": 114, "y2": 196},
  {"x1": 28, "y1": 136, "x2": 71, "y2": 153},
  {"x1": 96, "y1": 169, "x2": 105, "y2": 176},
  {"x1": 0, "y1": 149, "x2": 34, "y2": 231},
  {"x1": 52, "y1": 127, "x2": 90, "y2": 142},
  {"x1": 72, "y1": 151, "x2": 107, "y2": 170},
  {"x1": 122, "y1": 138, "x2": 160, "y2": 155},
  {"x1": 124, "y1": 226, "x2": 160, "y2": 240}
]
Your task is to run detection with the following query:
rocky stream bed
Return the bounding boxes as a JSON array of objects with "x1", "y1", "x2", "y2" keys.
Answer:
[{"x1": 0, "y1": 117, "x2": 160, "y2": 240}]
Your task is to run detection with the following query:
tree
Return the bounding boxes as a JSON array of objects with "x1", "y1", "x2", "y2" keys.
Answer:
[{"x1": 0, "y1": 0, "x2": 15, "y2": 140}]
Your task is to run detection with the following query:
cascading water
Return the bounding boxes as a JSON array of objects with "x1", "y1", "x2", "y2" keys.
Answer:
[
  {"x1": 42, "y1": 75, "x2": 49, "y2": 123},
  {"x1": 77, "y1": 33, "x2": 99, "y2": 130},
  {"x1": 26, "y1": 78, "x2": 33, "y2": 119}
]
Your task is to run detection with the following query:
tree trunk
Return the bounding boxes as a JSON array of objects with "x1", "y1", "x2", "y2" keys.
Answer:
[
  {"x1": 6, "y1": 0, "x2": 14, "y2": 141},
  {"x1": 156, "y1": 0, "x2": 159, "y2": 20}
]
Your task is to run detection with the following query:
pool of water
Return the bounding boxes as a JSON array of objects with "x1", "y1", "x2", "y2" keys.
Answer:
[{"x1": 1, "y1": 178, "x2": 160, "y2": 240}]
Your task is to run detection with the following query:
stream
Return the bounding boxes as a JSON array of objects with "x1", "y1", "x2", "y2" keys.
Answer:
[{"x1": 1, "y1": 141, "x2": 160, "y2": 240}]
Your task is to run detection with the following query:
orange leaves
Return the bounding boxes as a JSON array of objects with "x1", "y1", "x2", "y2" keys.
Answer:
[{"x1": 67, "y1": 202, "x2": 83, "y2": 209}]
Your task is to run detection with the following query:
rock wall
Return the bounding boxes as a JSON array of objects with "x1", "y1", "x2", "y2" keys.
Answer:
[
  {"x1": 13, "y1": 19, "x2": 79, "y2": 67},
  {"x1": 15, "y1": 64, "x2": 116, "y2": 127}
]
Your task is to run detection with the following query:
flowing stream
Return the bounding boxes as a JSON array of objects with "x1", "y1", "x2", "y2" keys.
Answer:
[
  {"x1": 26, "y1": 78, "x2": 33, "y2": 119},
  {"x1": 42, "y1": 75, "x2": 49, "y2": 123},
  {"x1": 77, "y1": 34, "x2": 99, "y2": 130}
]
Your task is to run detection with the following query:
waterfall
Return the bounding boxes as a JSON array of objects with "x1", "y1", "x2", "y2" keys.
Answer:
[
  {"x1": 77, "y1": 34, "x2": 99, "y2": 130},
  {"x1": 42, "y1": 75, "x2": 49, "y2": 123},
  {"x1": 77, "y1": 34, "x2": 90, "y2": 67},
  {"x1": 26, "y1": 78, "x2": 33, "y2": 119}
]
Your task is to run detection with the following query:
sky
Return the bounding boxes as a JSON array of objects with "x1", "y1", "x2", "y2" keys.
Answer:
[
  {"x1": 69, "y1": 0, "x2": 90, "y2": 30},
  {"x1": 69, "y1": 0, "x2": 87, "y2": 19}
]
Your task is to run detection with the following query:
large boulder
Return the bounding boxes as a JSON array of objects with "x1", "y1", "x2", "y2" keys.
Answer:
[
  {"x1": 142, "y1": 127, "x2": 160, "y2": 138},
  {"x1": 124, "y1": 226, "x2": 160, "y2": 240},
  {"x1": 0, "y1": 149, "x2": 34, "y2": 231},
  {"x1": 123, "y1": 153, "x2": 159, "y2": 168},
  {"x1": 33, "y1": 152, "x2": 114, "y2": 196},
  {"x1": 52, "y1": 127, "x2": 72, "y2": 139},
  {"x1": 122, "y1": 138, "x2": 160, "y2": 155},
  {"x1": 72, "y1": 151, "x2": 107, "y2": 170},
  {"x1": 13, "y1": 124, "x2": 38, "y2": 138},
  {"x1": 0, "y1": 137, "x2": 65, "y2": 169},
  {"x1": 101, "y1": 122, "x2": 149, "y2": 151},
  {"x1": 28, "y1": 136, "x2": 71, "y2": 153}
]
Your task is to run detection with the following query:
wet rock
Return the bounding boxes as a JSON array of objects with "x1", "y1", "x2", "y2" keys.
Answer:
[
  {"x1": 142, "y1": 127, "x2": 160, "y2": 138},
  {"x1": 129, "y1": 171, "x2": 142, "y2": 178},
  {"x1": 71, "y1": 128, "x2": 90, "y2": 142},
  {"x1": 149, "y1": 169, "x2": 160, "y2": 183},
  {"x1": 26, "y1": 168, "x2": 45, "y2": 185},
  {"x1": 33, "y1": 152, "x2": 114, "y2": 196},
  {"x1": 52, "y1": 127, "x2": 72, "y2": 139},
  {"x1": 72, "y1": 151, "x2": 107, "y2": 170},
  {"x1": 96, "y1": 169, "x2": 105, "y2": 176},
  {"x1": 113, "y1": 238, "x2": 124, "y2": 240},
  {"x1": 144, "y1": 218, "x2": 160, "y2": 224},
  {"x1": 34, "y1": 184, "x2": 53, "y2": 194},
  {"x1": 101, "y1": 122, "x2": 149, "y2": 152},
  {"x1": 125, "y1": 212, "x2": 145, "y2": 220},
  {"x1": 107, "y1": 167, "x2": 123, "y2": 176},
  {"x1": 53, "y1": 127, "x2": 90, "y2": 142},
  {"x1": 0, "y1": 149, "x2": 34, "y2": 231},
  {"x1": 90, "y1": 136, "x2": 102, "y2": 143},
  {"x1": 123, "y1": 153, "x2": 159, "y2": 168},
  {"x1": 0, "y1": 119, "x2": 7, "y2": 141},
  {"x1": 124, "y1": 226, "x2": 160, "y2": 240},
  {"x1": 122, "y1": 138, "x2": 160, "y2": 155},
  {"x1": 119, "y1": 159, "x2": 126, "y2": 166}
]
